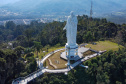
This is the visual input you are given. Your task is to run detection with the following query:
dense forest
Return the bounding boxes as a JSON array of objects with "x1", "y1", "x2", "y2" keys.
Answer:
[
  {"x1": 0, "y1": 15, "x2": 126, "y2": 84},
  {"x1": 0, "y1": 15, "x2": 126, "y2": 48},
  {"x1": 29, "y1": 48, "x2": 126, "y2": 84}
]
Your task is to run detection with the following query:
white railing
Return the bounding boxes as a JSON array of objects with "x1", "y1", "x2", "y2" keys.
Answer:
[
  {"x1": 12, "y1": 48, "x2": 106, "y2": 84},
  {"x1": 12, "y1": 69, "x2": 42, "y2": 84},
  {"x1": 40, "y1": 48, "x2": 65, "y2": 63},
  {"x1": 12, "y1": 48, "x2": 65, "y2": 84}
]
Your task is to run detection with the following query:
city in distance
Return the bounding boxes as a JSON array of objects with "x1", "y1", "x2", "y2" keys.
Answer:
[{"x1": 0, "y1": 0, "x2": 126, "y2": 24}]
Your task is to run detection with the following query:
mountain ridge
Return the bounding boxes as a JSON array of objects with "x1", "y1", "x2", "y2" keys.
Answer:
[
  {"x1": 1, "y1": 0, "x2": 126, "y2": 16},
  {"x1": 0, "y1": 0, "x2": 126, "y2": 24}
]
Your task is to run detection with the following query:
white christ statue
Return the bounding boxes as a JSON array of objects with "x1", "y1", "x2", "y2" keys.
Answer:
[{"x1": 63, "y1": 11, "x2": 78, "y2": 46}]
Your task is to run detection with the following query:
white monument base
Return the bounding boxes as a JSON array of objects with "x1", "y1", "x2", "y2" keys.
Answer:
[
  {"x1": 61, "y1": 43, "x2": 79, "y2": 60},
  {"x1": 66, "y1": 43, "x2": 78, "y2": 58},
  {"x1": 60, "y1": 47, "x2": 89, "y2": 61}
]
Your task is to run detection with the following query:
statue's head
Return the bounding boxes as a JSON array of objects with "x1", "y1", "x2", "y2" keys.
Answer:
[{"x1": 70, "y1": 11, "x2": 74, "y2": 17}]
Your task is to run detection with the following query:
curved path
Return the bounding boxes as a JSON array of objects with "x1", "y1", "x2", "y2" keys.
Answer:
[
  {"x1": 48, "y1": 58, "x2": 57, "y2": 69},
  {"x1": 12, "y1": 48, "x2": 106, "y2": 84}
]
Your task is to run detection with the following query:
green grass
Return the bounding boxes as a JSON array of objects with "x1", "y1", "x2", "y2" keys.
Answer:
[
  {"x1": 85, "y1": 41, "x2": 124, "y2": 51},
  {"x1": 33, "y1": 46, "x2": 66, "y2": 69},
  {"x1": 34, "y1": 46, "x2": 65, "y2": 59},
  {"x1": 44, "y1": 50, "x2": 67, "y2": 70},
  {"x1": 34, "y1": 41, "x2": 124, "y2": 69}
]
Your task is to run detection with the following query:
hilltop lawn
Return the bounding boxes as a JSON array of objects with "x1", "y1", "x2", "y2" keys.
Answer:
[
  {"x1": 85, "y1": 41, "x2": 124, "y2": 51},
  {"x1": 44, "y1": 50, "x2": 67, "y2": 69},
  {"x1": 35, "y1": 41, "x2": 124, "y2": 69}
]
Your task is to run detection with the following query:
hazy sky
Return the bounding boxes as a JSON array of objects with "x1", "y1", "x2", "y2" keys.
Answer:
[
  {"x1": 0, "y1": 0, "x2": 125, "y2": 6},
  {"x1": 0, "y1": 0, "x2": 124, "y2": 4},
  {"x1": 1, "y1": 0, "x2": 20, "y2": 5}
]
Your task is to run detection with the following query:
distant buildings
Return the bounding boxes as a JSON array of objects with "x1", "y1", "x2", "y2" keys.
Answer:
[{"x1": 0, "y1": 16, "x2": 67, "y2": 25}]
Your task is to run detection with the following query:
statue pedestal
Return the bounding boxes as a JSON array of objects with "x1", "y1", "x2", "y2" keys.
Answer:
[{"x1": 65, "y1": 43, "x2": 78, "y2": 60}]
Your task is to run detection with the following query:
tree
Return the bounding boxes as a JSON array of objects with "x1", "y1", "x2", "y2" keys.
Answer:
[
  {"x1": 13, "y1": 25, "x2": 24, "y2": 38},
  {"x1": 14, "y1": 46, "x2": 25, "y2": 57},
  {"x1": 5, "y1": 21, "x2": 16, "y2": 30},
  {"x1": 24, "y1": 29, "x2": 33, "y2": 47},
  {"x1": 104, "y1": 22, "x2": 117, "y2": 38},
  {"x1": 84, "y1": 31, "x2": 93, "y2": 42},
  {"x1": 16, "y1": 35, "x2": 27, "y2": 47},
  {"x1": 25, "y1": 58, "x2": 37, "y2": 73},
  {"x1": 14, "y1": 60, "x2": 25, "y2": 77},
  {"x1": 121, "y1": 29, "x2": 126, "y2": 43},
  {"x1": 33, "y1": 41, "x2": 42, "y2": 58},
  {"x1": 115, "y1": 31, "x2": 123, "y2": 45},
  {"x1": 44, "y1": 45, "x2": 50, "y2": 52},
  {"x1": 0, "y1": 49, "x2": 18, "y2": 84},
  {"x1": 0, "y1": 35, "x2": 4, "y2": 44}
]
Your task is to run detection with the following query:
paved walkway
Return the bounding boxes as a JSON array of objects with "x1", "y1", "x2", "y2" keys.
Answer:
[
  {"x1": 48, "y1": 58, "x2": 57, "y2": 69},
  {"x1": 12, "y1": 48, "x2": 106, "y2": 84}
]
